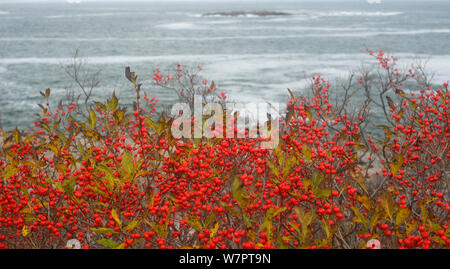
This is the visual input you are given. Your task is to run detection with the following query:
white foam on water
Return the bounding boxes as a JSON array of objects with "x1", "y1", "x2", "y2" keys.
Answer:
[
  {"x1": 314, "y1": 11, "x2": 403, "y2": 17},
  {"x1": 154, "y1": 22, "x2": 201, "y2": 30},
  {"x1": 204, "y1": 19, "x2": 241, "y2": 25},
  {"x1": 0, "y1": 11, "x2": 9, "y2": 15},
  {"x1": 45, "y1": 13, "x2": 125, "y2": 19}
]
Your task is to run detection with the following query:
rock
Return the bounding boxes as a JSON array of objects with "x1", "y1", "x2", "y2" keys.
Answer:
[{"x1": 202, "y1": 10, "x2": 292, "y2": 17}]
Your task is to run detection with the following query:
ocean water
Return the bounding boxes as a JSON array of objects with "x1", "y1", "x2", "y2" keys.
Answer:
[{"x1": 0, "y1": 0, "x2": 450, "y2": 129}]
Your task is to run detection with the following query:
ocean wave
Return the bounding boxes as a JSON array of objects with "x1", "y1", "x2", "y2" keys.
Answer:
[
  {"x1": 45, "y1": 13, "x2": 125, "y2": 19},
  {"x1": 194, "y1": 10, "x2": 403, "y2": 19},
  {"x1": 1, "y1": 53, "x2": 449, "y2": 79},
  {"x1": 0, "y1": 11, "x2": 9, "y2": 15},
  {"x1": 154, "y1": 22, "x2": 201, "y2": 30},
  {"x1": 200, "y1": 13, "x2": 260, "y2": 18},
  {"x1": 313, "y1": 11, "x2": 403, "y2": 17},
  {"x1": 0, "y1": 66, "x2": 6, "y2": 73},
  {"x1": 204, "y1": 19, "x2": 242, "y2": 25},
  {"x1": 1, "y1": 28, "x2": 449, "y2": 43}
]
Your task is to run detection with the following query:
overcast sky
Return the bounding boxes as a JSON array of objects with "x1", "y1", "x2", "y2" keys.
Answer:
[
  {"x1": 0, "y1": 0, "x2": 431, "y2": 2},
  {"x1": 0, "y1": 0, "x2": 440, "y2": 4}
]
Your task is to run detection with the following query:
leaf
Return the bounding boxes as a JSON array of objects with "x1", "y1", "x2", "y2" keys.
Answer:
[
  {"x1": 420, "y1": 203, "x2": 428, "y2": 224},
  {"x1": 232, "y1": 177, "x2": 247, "y2": 208},
  {"x1": 395, "y1": 89, "x2": 406, "y2": 98},
  {"x1": 321, "y1": 219, "x2": 331, "y2": 240},
  {"x1": 204, "y1": 212, "x2": 217, "y2": 228},
  {"x1": 282, "y1": 155, "x2": 297, "y2": 177},
  {"x1": 124, "y1": 220, "x2": 139, "y2": 232},
  {"x1": 113, "y1": 243, "x2": 125, "y2": 249},
  {"x1": 386, "y1": 96, "x2": 396, "y2": 110},
  {"x1": 273, "y1": 207, "x2": 287, "y2": 218},
  {"x1": 90, "y1": 227, "x2": 117, "y2": 235},
  {"x1": 122, "y1": 152, "x2": 134, "y2": 176},
  {"x1": 185, "y1": 215, "x2": 203, "y2": 232},
  {"x1": 369, "y1": 210, "x2": 381, "y2": 231},
  {"x1": 89, "y1": 108, "x2": 97, "y2": 129},
  {"x1": 109, "y1": 92, "x2": 119, "y2": 111},
  {"x1": 295, "y1": 207, "x2": 314, "y2": 239},
  {"x1": 395, "y1": 207, "x2": 411, "y2": 225},
  {"x1": 145, "y1": 118, "x2": 157, "y2": 131},
  {"x1": 314, "y1": 188, "x2": 331, "y2": 198},
  {"x1": 267, "y1": 161, "x2": 279, "y2": 178},
  {"x1": 259, "y1": 219, "x2": 273, "y2": 244},
  {"x1": 113, "y1": 109, "x2": 125, "y2": 124},
  {"x1": 380, "y1": 192, "x2": 395, "y2": 222},
  {"x1": 22, "y1": 225, "x2": 30, "y2": 237},
  {"x1": 304, "y1": 107, "x2": 313, "y2": 123},
  {"x1": 357, "y1": 195, "x2": 372, "y2": 210},
  {"x1": 302, "y1": 144, "x2": 312, "y2": 162},
  {"x1": 98, "y1": 239, "x2": 120, "y2": 249},
  {"x1": 2, "y1": 165, "x2": 18, "y2": 179},
  {"x1": 406, "y1": 221, "x2": 417, "y2": 235},
  {"x1": 111, "y1": 209, "x2": 122, "y2": 228},
  {"x1": 390, "y1": 155, "x2": 404, "y2": 176},
  {"x1": 45, "y1": 88, "x2": 51, "y2": 99},
  {"x1": 210, "y1": 222, "x2": 220, "y2": 239},
  {"x1": 351, "y1": 171, "x2": 369, "y2": 195},
  {"x1": 63, "y1": 177, "x2": 76, "y2": 196},
  {"x1": 351, "y1": 206, "x2": 369, "y2": 230}
]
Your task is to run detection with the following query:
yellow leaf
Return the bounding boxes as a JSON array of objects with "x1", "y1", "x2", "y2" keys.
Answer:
[
  {"x1": 185, "y1": 215, "x2": 203, "y2": 232},
  {"x1": 302, "y1": 144, "x2": 312, "y2": 162},
  {"x1": 89, "y1": 108, "x2": 97, "y2": 129},
  {"x1": 351, "y1": 171, "x2": 369, "y2": 195},
  {"x1": 390, "y1": 155, "x2": 404, "y2": 176},
  {"x1": 351, "y1": 206, "x2": 369, "y2": 230},
  {"x1": 406, "y1": 221, "x2": 417, "y2": 235},
  {"x1": 22, "y1": 225, "x2": 30, "y2": 237},
  {"x1": 395, "y1": 207, "x2": 411, "y2": 226},
  {"x1": 111, "y1": 209, "x2": 122, "y2": 228},
  {"x1": 321, "y1": 219, "x2": 331, "y2": 239},
  {"x1": 210, "y1": 222, "x2": 220, "y2": 239},
  {"x1": 356, "y1": 194, "x2": 372, "y2": 210},
  {"x1": 380, "y1": 192, "x2": 395, "y2": 222}
]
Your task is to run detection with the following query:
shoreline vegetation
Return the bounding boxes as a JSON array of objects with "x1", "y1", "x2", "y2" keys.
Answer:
[{"x1": 0, "y1": 49, "x2": 448, "y2": 249}]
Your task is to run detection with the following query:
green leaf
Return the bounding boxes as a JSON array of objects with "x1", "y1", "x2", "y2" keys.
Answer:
[
  {"x1": 63, "y1": 176, "x2": 76, "y2": 196},
  {"x1": 122, "y1": 152, "x2": 134, "y2": 177},
  {"x1": 90, "y1": 227, "x2": 117, "y2": 235},
  {"x1": 98, "y1": 239, "x2": 120, "y2": 249},
  {"x1": 124, "y1": 220, "x2": 139, "y2": 232},
  {"x1": 273, "y1": 207, "x2": 287, "y2": 218}
]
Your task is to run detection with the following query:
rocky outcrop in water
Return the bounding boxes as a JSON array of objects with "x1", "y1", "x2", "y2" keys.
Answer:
[{"x1": 202, "y1": 10, "x2": 292, "y2": 17}]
